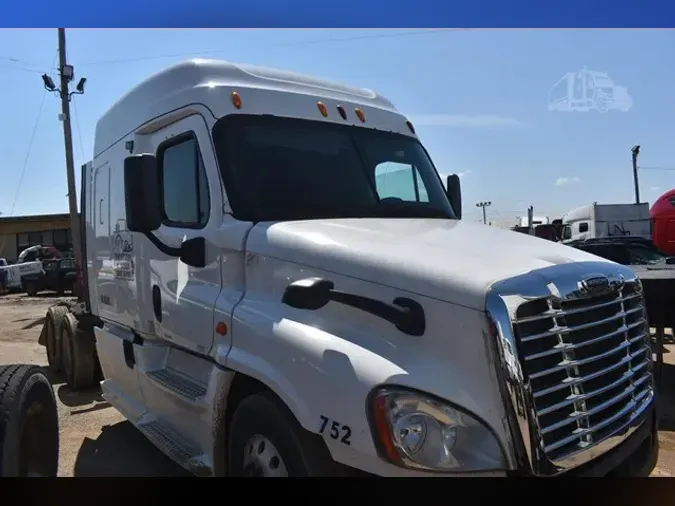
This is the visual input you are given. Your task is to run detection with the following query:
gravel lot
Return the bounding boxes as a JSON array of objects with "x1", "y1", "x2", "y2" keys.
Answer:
[
  {"x1": 1, "y1": 293, "x2": 674, "y2": 477},
  {"x1": 0, "y1": 294, "x2": 189, "y2": 477}
]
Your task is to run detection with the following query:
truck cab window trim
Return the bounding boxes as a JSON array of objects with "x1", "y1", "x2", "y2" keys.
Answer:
[{"x1": 156, "y1": 131, "x2": 210, "y2": 231}]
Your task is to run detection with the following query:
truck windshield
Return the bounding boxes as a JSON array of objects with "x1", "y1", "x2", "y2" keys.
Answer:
[{"x1": 212, "y1": 115, "x2": 455, "y2": 222}]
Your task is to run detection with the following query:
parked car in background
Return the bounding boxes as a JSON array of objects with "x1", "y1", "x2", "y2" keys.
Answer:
[
  {"x1": 568, "y1": 236, "x2": 675, "y2": 332},
  {"x1": 567, "y1": 236, "x2": 672, "y2": 267},
  {"x1": 1, "y1": 245, "x2": 77, "y2": 296}
]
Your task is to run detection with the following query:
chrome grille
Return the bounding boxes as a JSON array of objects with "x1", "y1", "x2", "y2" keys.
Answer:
[{"x1": 512, "y1": 278, "x2": 652, "y2": 463}]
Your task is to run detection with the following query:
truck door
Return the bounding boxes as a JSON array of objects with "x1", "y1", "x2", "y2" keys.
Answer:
[
  {"x1": 146, "y1": 114, "x2": 223, "y2": 356},
  {"x1": 92, "y1": 161, "x2": 111, "y2": 314}
]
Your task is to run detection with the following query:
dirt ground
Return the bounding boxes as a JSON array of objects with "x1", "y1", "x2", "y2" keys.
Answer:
[
  {"x1": 0, "y1": 294, "x2": 189, "y2": 477},
  {"x1": 1, "y1": 293, "x2": 675, "y2": 477}
]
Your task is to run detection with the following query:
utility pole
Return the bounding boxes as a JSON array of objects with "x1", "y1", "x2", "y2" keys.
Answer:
[
  {"x1": 42, "y1": 29, "x2": 87, "y2": 292},
  {"x1": 476, "y1": 201, "x2": 492, "y2": 225},
  {"x1": 631, "y1": 145, "x2": 641, "y2": 204},
  {"x1": 527, "y1": 206, "x2": 534, "y2": 235}
]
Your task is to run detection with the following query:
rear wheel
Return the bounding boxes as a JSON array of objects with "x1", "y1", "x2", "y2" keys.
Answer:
[
  {"x1": 25, "y1": 282, "x2": 37, "y2": 297},
  {"x1": 227, "y1": 392, "x2": 340, "y2": 477},
  {"x1": 0, "y1": 365, "x2": 59, "y2": 477},
  {"x1": 44, "y1": 305, "x2": 69, "y2": 373},
  {"x1": 61, "y1": 315, "x2": 97, "y2": 391}
]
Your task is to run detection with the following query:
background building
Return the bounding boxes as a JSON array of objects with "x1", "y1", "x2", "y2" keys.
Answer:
[{"x1": 0, "y1": 213, "x2": 73, "y2": 262}]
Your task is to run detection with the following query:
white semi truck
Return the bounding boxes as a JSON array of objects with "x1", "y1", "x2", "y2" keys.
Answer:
[
  {"x1": 41, "y1": 59, "x2": 657, "y2": 477},
  {"x1": 562, "y1": 203, "x2": 652, "y2": 244}
]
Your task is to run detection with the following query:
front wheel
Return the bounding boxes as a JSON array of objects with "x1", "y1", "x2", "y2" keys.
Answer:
[{"x1": 227, "y1": 392, "x2": 340, "y2": 477}]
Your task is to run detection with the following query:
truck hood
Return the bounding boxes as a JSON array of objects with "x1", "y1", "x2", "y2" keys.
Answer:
[{"x1": 248, "y1": 218, "x2": 612, "y2": 310}]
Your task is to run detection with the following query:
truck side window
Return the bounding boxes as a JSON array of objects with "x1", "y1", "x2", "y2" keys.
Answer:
[
  {"x1": 579, "y1": 222, "x2": 589, "y2": 233},
  {"x1": 374, "y1": 162, "x2": 429, "y2": 203},
  {"x1": 157, "y1": 134, "x2": 210, "y2": 228}
]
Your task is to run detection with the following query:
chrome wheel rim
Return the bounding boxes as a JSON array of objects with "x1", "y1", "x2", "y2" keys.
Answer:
[{"x1": 242, "y1": 435, "x2": 288, "y2": 477}]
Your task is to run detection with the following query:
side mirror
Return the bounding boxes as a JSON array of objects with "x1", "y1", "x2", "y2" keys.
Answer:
[
  {"x1": 180, "y1": 237, "x2": 207, "y2": 268},
  {"x1": 446, "y1": 174, "x2": 462, "y2": 219},
  {"x1": 124, "y1": 154, "x2": 162, "y2": 233}
]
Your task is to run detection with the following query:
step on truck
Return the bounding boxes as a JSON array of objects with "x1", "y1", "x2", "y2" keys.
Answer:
[{"x1": 41, "y1": 59, "x2": 658, "y2": 477}]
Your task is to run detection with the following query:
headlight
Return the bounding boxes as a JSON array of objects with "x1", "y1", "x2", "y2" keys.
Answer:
[{"x1": 368, "y1": 387, "x2": 505, "y2": 472}]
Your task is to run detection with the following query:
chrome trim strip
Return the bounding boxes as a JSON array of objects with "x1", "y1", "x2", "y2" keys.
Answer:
[
  {"x1": 520, "y1": 305, "x2": 644, "y2": 343},
  {"x1": 485, "y1": 261, "x2": 655, "y2": 476},
  {"x1": 524, "y1": 320, "x2": 645, "y2": 361}
]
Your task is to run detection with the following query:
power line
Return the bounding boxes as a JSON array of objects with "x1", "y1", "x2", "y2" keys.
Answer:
[
  {"x1": 8, "y1": 88, "x2": 48, "y2": 215},
  {"x1": 71, "y1": 98, "x2": 85, "y2": 165},
  {"x1": 0, "y1": 63, "x2": 47, "y2": 74},
  {"x1": 639, "y1": 166, "x2": 675, "y2": 171},
  {"x1": 1, "y1": 51, "x2": 57, "y2": 221},
  {"x1": 78, "y1": 29, "x2": 461, "y2": 67},
  {"x1": 0, "y1": 88, "x2": 48, "y2": 253},
  {"x1": 0, "y1": 55, "x2": 49, "y2": 67},
  {"x1": 0, "y1": 55, "x2": 57, "y2": 75}
]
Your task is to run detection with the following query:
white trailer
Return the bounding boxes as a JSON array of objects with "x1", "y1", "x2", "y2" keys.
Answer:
[
  {"x1": 519, "y1": 216, "x2": 549, "y2": 228},
  {"x1": 561, "y1": 203, "x2": 651, "y2": 243},
  {"x1": 40, "y1": 59, "x2": 657, "y2": 477}
]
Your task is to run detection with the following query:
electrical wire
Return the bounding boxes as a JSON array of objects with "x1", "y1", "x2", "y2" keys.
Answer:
[
  {"x1": 72, "y1": 98, "x2": 85, "y2": 166},
  {"x1": 639, "y1": 166, "x2": 675, "y2": 171},
  {"x1": 78, "y1": 29, "x2": 462, "y2": 67},
  {"x1": 0, "y1": 55, "x2": 48, "y2": 67},
  {"x1": 0, "y1": 54, "x2": 58, "y2": 75},
  {"x1": 0, "y1": 63, "x2": 47, "y2": 74},
  {"x1": 0, "y1": 89, "x2": 48, "y2": 253},
  {"x1": 1, "y1": 51, "x2": 57, "y2": 220}
]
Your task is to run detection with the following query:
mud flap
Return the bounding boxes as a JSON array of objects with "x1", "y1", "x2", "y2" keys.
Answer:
[{"x1": 38, "y1": 320, "x2": 47, "y2": 347}]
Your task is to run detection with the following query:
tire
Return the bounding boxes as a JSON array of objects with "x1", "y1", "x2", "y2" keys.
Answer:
[
  {"x1": 25, "y1": 282, "x2": 37, "y2": 297},
  {"x1": 227, "y1": 391, "x2": 339, "y2": 477},
  {"x1": 60, "y1": 314, "x2": 97, "y2": 391},
  {"x1": 44, "y1": 305, "x2": 69, "y2": 373},
  {"x1": 0, "y1": 365, "x2": 59, "y2": 477}
]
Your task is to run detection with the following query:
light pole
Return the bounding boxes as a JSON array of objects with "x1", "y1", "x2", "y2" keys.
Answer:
[
  {"x1": 631, "y1": 145, "x2": 641, "y2": 204},
  {"x1": 42, "y1": 28, "x2": 87, "y2": 293},
  {"x1": 476, "y1": 201, "x2": 492, "y2": 225}
]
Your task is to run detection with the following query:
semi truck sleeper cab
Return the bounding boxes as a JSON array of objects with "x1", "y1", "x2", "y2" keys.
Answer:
[{"x1": 41, "y1": 59, "x2": 657, "y2": 477}]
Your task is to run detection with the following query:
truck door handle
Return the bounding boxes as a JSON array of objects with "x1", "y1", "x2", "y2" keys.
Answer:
[
  {"x1": 152, "y1": 284, "x2": 162, "y2": 322},
  {"x1": 99, "y1": 199, "x2": 104, "y2": 225}
]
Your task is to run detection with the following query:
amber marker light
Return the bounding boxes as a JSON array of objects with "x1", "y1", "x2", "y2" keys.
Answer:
[{"x1": 231, "y1": 91, "x2": 242, "y2": 109}]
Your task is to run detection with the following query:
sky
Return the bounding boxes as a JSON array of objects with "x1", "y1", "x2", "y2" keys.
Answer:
[{"x1": 0, "y1": 28, "x2": 674, "y2": 225}]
